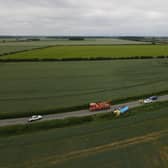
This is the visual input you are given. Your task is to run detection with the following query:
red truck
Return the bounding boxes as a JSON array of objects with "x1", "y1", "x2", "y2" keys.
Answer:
[{"x1": 89, "y1": 101, "x2": 111, "y2": 111}]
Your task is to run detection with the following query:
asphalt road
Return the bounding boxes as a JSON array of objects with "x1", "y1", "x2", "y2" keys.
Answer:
[{"x1": 0, "y1": 95, "x2": 168, "y2": 127}]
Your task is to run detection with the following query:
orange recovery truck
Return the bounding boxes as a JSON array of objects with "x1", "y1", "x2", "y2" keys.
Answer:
[{"x1": 89, "y1": 101, "x2": 111, "y2": 111}]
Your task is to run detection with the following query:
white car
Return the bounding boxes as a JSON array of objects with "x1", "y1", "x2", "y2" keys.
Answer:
[
  {"x1": 144, "y1": 98, "x2": 153, "y2": 104},
  {"x1": 143, "y1": 96, "x2": 158, "y2": 104},
  {"x1": 28, "y1": 115, "x2": 43, "y2": 122}
]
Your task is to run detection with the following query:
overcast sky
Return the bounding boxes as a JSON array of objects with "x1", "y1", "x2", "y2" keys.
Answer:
[{"x1": 0, "y1": 0, "x2": 168, "y2": 36}]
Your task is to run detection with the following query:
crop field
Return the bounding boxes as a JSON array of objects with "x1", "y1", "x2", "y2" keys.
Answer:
[
  {"x1": 0, "y1": 38, "x2": 18, "y2": 42},
  {"x1": 0, "y1": 42, "x2": 52, "y2": 56},
  {"x1": 0, "y1": 41, "x2": 54, "y2": 56},
  {"x1": 0, "y1": 37, "x2": 148, "y2": 45},
  {"x1": 0, "y1": 45, "x2": 45, "y2": 56},
  {"x1": 0, "y1": 59, "x2": 168, "y2": 117},
  {"x1": 0, "y1": 102, "x2": 167, "y2": 168},
  {"x1": 35, "y1": 38, "x2": 148, "y2": 45},
  {"x1": 1, "y1": 44, "x2": 168, "y2": 60},
  {"x1": 0, "y1": 38, "x2": 149, "y2": 57}
]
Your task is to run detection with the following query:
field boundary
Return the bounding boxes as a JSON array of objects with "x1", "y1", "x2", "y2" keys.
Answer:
[{"x1": 0, "y1": 56, "x2": 168, "y2": 62}]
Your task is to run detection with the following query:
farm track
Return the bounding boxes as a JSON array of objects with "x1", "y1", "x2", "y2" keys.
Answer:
[
  {"x1": 0, "y1": 95, "x2": 168, "y2": 127},
  {"x1": 21, "y1": 129, "x2": 168, "y2": 167}
]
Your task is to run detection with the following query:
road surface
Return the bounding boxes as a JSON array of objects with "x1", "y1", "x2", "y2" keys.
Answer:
[{"x1": 0, "y1": 95, "x2": 168, "y2": 127}]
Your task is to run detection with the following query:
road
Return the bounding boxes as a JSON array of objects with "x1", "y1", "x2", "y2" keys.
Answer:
[{"x1": 0, "y1": 95, "x2": 168, "y2": 127}]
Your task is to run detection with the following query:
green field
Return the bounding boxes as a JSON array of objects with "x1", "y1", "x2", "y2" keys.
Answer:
[
  {"x1": 0, "y1": 38, "x2": 148, "y2": 57},
  {"x1": 0, "y1": 45, "x2": 45, "y2": 56},
  {"x1": 0, "y1": 41, "x2": 51, "y2": 56},
  {"x1": 1, "y1": 45, "x2": 168, "y2": 60},
  {"x1": 0, "y1": 59, "x2": 168, "y2": 117},
  {"x1": 0, "y1": 102, "x2": 167, "y2": 168}
]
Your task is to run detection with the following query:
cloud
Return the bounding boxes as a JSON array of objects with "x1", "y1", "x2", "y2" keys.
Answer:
[{"x1": 0, "y1": 0, "x2": 168, "y2": 36}]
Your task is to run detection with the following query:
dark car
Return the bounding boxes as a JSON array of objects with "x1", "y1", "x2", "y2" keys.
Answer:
[{"x1": 149, "y1": 96, "x2": 158, "y2": 100}]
